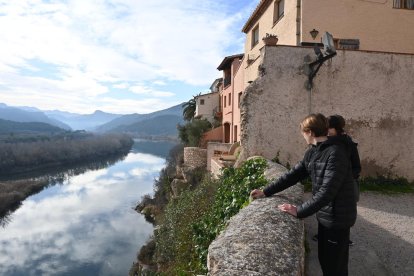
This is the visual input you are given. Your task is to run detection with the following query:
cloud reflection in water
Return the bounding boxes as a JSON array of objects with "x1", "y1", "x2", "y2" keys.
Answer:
[{"x1": 0, "y1": 151, "x2": 165, "y2": 276}]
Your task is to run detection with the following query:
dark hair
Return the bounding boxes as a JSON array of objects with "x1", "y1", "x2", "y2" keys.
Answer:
[
  {"x1": 300, "y1": 113, "x2": 328, "y2": 137},
  {"x1": 327, "y1": 115, "x2": 346, "y2": 134}
]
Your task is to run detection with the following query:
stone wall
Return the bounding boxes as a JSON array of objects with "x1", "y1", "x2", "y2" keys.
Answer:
[
  {"x1": 239, "y1": 46, "x2": 414, "y2": 180},
  {"x1": 183, "y1": 147, "x2": 207, "y2": 169},
  {"x1": 206, "y1": 142, "x2": 233, "y2": 171},
  {"x1": 208, "y1": 160, "x2": 305, "y2": 275}
]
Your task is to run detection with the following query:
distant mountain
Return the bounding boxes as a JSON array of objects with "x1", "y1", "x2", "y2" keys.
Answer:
[
  {"x1": 44, "y1": 110, "x2": 122, "y2": 131},
  {"x1": 96, "y1": 103, "x2": 184, "y2": 133},
  {"x1": 113, "y1": 115, "x2": 183, "y2": 137},
  {"x1": 0, "y1": 118, "x2": 65, "y2": 134},
  {"x1": 0, "y1": 104, "x2": 71, "y2": 130}
]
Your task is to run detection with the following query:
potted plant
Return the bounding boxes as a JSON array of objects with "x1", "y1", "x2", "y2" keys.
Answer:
[{"x1": 262, "y1": 33, "x2": 278, "y2": 46}]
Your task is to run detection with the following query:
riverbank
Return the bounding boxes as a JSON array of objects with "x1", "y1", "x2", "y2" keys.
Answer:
[
  {"x1": 0, "y1": 147, "x2": 132, "y2": 220},
  {"x1": 0, "y1": 178, "x2": 49, "y2": 219},
  {"x1": 0, "y1": 133, "x2": 133, "y2": 177},
  {"x1": 305, "y1": 191, "x2": 414, "y2": 275}
]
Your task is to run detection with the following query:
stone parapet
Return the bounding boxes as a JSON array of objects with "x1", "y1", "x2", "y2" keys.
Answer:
[
  {"x1": 208, "y1": 160, "x2": 305, "y2": 275},
  {"x1": 183, "y1": 147, "x2": 207, "y2": 169}
]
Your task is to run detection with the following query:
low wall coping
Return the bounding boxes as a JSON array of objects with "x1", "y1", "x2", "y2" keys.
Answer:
[{"x1": 207, "y1": 159, "x2": 305, "y2": 275}]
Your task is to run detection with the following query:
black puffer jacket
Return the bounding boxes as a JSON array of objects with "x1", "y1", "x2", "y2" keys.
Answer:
[
  {"x1": 263, "y1": 138, "x2": 357, "y2": 229},
  {"x1": 328, "y1": 134, "x2": 361, "y2": 179}
]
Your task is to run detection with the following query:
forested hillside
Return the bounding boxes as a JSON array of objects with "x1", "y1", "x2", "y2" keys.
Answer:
[
  {"x1": 0, "y1": 133, "x2": 133, "y2": 176},
  {"x1": 0, "y1": 119, "x2": 65, "y2": 134},
  {"x1": 114, "y1": 115, "x2": 183, "y2": 136},
  {"x1": 97, "y1": 103, "x2": 183, "y2": 133}
]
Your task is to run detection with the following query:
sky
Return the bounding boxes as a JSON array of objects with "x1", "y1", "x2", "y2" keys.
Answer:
[{"x1": 0, "y1": 0, "x2": 260, "y2": 115}]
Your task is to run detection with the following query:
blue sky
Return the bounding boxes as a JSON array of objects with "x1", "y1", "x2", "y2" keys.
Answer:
[{"x1": 0, "y1": 0, "x2": 259, "y2": 114}]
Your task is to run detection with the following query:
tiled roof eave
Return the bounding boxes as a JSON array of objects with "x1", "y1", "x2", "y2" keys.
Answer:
[{"x1": 242, "y1": 0, "x2": 273, "y2": 33}]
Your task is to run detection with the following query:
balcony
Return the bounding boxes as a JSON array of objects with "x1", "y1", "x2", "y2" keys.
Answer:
[{"x1": 223, "y1": 78, "x2": 231, "y2": 87}]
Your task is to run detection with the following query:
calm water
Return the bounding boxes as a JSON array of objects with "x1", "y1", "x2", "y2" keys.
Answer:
[{"x1": 0, "y1": 140, "x2": 177, "y2": 276}]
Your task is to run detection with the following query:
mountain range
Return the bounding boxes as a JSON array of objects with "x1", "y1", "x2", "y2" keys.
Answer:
[
  {"x1": 0, "y1": 118, "x2": 65, "y2": 134},
  {"x1": 0, "y1": 103, "x2": 184, "y2": 138}
]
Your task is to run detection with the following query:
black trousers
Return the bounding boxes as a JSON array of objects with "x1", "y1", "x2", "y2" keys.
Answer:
[{"x1": 318, "y1": 223, "x2": 350, "y2": 276}]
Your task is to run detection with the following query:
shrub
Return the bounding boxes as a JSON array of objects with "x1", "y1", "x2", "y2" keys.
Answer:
[
  {"x1": 177, "y1": 119, "x2": 212, "y2": 147},
  {"x1": 191, "y1": 158, "x2": 268, "y2": 272},
  {"x1": 155, "y1": 174, "x2": 218, "y2": 274},
  {"x1": 152, "y1": 158, "x2": 268, "y2": 274},
  {"x1": 359, "y1": 175, "x2": 414, "y2": 194}
]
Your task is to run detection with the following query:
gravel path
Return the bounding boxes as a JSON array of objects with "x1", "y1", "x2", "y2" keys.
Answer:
[{"x1": 304, "y1": 192, "x2": 414, "y2": 276}]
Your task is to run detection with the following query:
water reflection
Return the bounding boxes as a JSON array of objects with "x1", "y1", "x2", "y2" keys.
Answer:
[{"x1": 0, "y1": 141, "x2": 175, "y2": 276}]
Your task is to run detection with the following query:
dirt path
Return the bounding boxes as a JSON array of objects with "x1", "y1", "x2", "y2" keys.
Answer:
[{"x1": 304, "y1": 192, "x2": 414, "y2": 276}]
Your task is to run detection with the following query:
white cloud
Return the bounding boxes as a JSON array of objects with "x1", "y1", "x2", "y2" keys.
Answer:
[
  {"x1": 113, "y1": 82, "x2": 129, "y2": 89},
  {"x1": 153, "y1": 80, "x2": 167, "y2": 86},
  {"x1": 129, "y1": 84, "x2": 174, "y2": 97},
  {"x1": 0, "y1": 0, "x2": 254, "y2": 113}
]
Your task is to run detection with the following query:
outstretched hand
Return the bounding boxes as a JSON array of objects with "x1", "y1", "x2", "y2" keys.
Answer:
[
  {"x1": 250, "y1": 189, "x2": 265, "y2": 200},
  {"x1": 278, "y1": 203, "x2": 297, "y2": 217}
]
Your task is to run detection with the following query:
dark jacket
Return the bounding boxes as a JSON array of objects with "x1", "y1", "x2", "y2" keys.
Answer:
[
  {"x1": 263, "y1": 139, "x2": 357, "y2": 229},
  {"x1": 329, "y1": 134, "x2": 361, "y2": 179}
]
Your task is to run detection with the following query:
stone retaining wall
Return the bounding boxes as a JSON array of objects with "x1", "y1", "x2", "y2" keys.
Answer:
[
  {"x1": 183, "y1": 147, "x2": 207, "y2": 169},
  {"x1": 208, "y1": 160, "x2": 305, "y2": 275},
  {"x1": 239, "y1": 46, "x2": 414, "y2": 180}
]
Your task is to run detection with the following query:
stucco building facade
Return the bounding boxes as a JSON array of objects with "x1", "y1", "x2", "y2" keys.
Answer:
[
  {"x1": 242, "y1": 0, "x2": 414, "y2": 87},
  {"x1": 217, "y1": 54, "x2": 244, "y2": 143},
  {"x1": 238, "y1": 46, "x2": 414, "y2": 180},
  {"x1": 194, "y1": 91, "x2": 220, "y2": 123}
]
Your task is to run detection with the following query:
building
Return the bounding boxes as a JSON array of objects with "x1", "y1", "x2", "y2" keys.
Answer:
[
  {"x1": 217, "y1": 54, "x2": 244, "y2": 143},
  {"x1": 242, "y1": 0, "x2": 414, "y2": 86},
  {"x1": 194, "y1": 90, "x2": 220, "y2": 123}
]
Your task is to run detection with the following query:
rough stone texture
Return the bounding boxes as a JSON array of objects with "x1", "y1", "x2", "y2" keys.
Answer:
[
  {"x1": 170, "y1": 179, "x2": 189, "y2": 198},
  {"x1": 180, "y1": 166, "x2": 194, "y2": 183},
  {"x1": 184, "y1": 147, "x2": 207, "y2": 169},
  {"x1": 238, "y1": 46, "x2": 414, "y2": 180},
  {"x1": 208, "y1": 160, "x2": 305, "y2": 276}
]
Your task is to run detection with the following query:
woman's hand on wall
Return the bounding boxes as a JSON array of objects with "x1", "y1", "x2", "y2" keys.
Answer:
[
  {"x1": 250, "y1": 189, "x2": 265, "y2": 199},
  {"x1": 278, "y1": 203, "x2": 297, "y2": 217}
]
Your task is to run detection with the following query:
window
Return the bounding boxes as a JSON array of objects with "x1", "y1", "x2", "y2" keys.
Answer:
[
  {"x1": 234, "y1": 125, "x2": 238, "y2": 142},
  {"x1": 238, "y1": 92, "x2": 242, "y2": 107},
  {"x1": 200, "y1": 99, "x2": 205, "y2": 105},
  {"x1": 224, "y1": 96, "x2": 226, "y2": 107},
  {"x1": 251, "y1": 25, "x2": 259, "y2": 48},
  {"x1": 393, "y1": 0, "x2": 414, "y2": 9},
  {"x1": 333, "y1": 38, "x2": 360, "y2": 50},
  {"x1": 228, "y1": 93, "x2": 231, "y2": 106},
  {"x1": 273, "y1": 0, "x2": 285, "y2": 23},
  {"x1": 224, "y1": 69, "x2": 231, "y2": 87}
]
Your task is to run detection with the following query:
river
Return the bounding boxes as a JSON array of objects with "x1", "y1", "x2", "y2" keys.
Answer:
[{"x1": 0, "y1": 139, "x2": 177, "y2": 276}]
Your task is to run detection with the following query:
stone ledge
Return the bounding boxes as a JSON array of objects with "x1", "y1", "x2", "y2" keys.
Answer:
[{"x1": 208, "y1": 160, "x2": 305, "y2": 276}]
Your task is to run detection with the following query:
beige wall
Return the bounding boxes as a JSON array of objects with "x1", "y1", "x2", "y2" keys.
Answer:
[
  {"x1": 243, "y1": 0, "x2": 298, "y2": 88},
  {"x1": 241, "y1": 0, "x2": 414, "y2": 88},
  {"x1": 239, "y1": 46, "x2": 414, "y2": 180},
  {"x1": 195, "y1": 92, "x2": 219, "y2": 123},
  {"x1": 301, "y1": 0, "x2": 414, "y2": 54}
]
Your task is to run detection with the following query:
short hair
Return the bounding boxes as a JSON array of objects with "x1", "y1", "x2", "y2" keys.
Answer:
[
  {"x1": 327, "y1": 114, "x2": 346, "y2": 135},
  {"x1": 300, "y1": 113, "x2": 328, "y2": 137}
]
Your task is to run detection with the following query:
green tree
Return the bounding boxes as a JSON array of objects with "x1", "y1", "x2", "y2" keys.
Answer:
[
  {"x1": 177, "y1": 119, "x2": 212, "y2": 147},
  {"x1": 182, "y1": 94, "x2": 200, "y2": 121}
]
